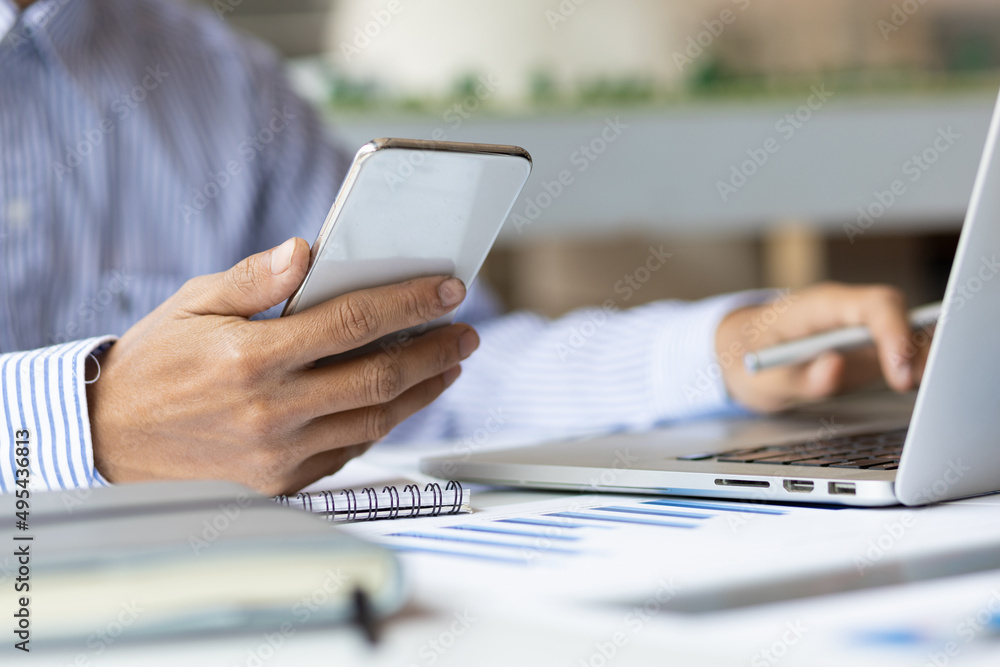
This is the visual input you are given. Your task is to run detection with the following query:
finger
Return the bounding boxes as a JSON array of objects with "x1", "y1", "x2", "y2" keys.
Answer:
[
  {"x1": 828, "y1": 346, "x2": 884, "y2": 392},
  {"x1": 773, "y1": 284, "x2": 913, "y2": 391},
  {"x1": 295, "y1": 368, "x2": 461, "y2": 460},
  {"x1": 795, "y1": 352, "x2": 848, "y2": 401},
  {"x1": 853, "y1": 287, "x2": 913, "y2": 392},
  {"x1": 266, "y1": 275, "x2": 467, "y2": 366},
  {"x1": 911, "y1": 324, "x2": 935, "y2": 385},
  {"x1": 747, "y1": 352, "x2": 845, "y2": 411},
  {"x1": 289, "y1": 324, "x2": 478, "y2": 420},
  {"x1": 277, "y1": 442, "x2": 375, "y2": 496},
  {"x1": 180, "y1": 238, "x2": 310, "y2": 318}
]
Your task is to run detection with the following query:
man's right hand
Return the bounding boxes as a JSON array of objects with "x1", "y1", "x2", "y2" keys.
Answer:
[{"x1": 87, "y1": 237, "x2": 479, "y2": 495}]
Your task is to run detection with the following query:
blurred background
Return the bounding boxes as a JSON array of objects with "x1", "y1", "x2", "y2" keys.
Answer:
[{"x1": 193, "y1": 0, "x2": 1000, "y2": 316}]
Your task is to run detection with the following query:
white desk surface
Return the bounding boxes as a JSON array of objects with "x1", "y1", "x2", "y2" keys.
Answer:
[{"x1": 40, "y1": 469, "x2": 1000, "y2": 667}]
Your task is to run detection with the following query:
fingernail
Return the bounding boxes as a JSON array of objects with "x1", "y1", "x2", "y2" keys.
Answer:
[
  {"x1": 443, "y1": 365, "x2": 462, "y2": 388},
  {"x1": 438, "y1": 278, "x2": 466, "y2": 309},
  {"x1": 459, "y1": 329, "x2": 480, "y2": 359},
  {"x1": 895, "y1": 361, "x2": 913, "y2": 388},
  {"x1": 270, "y1": 238, "x2": 296, "y2": 275}
]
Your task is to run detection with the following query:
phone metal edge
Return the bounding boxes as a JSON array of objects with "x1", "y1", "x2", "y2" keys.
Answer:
[
  {"x1": 280, "y1": 140, "x2": 380, "y2": 317},
  {"x1": 371, "y1": 137, "x2": 532, "y2": 164}
]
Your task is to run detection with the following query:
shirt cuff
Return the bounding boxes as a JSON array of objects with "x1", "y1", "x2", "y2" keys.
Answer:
[
  {"x1": 1, "y1": 336, "x2": 117, "y2": 493},
  {"x1": 652, "y1": 290, "x2": 775, "y2": 420}
]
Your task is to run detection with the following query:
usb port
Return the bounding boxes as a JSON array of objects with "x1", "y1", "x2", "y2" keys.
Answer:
[
  {"x1": 783, "y1": 480, "x2": 814, "y2": 493},
  {"x1": 829, "y1": 482, "x2": 857, "y2": 496}
]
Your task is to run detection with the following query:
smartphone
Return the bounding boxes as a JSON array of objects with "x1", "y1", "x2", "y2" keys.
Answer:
[{"x1": 282, "y1": 138, "x2": 532, "y2": 354}]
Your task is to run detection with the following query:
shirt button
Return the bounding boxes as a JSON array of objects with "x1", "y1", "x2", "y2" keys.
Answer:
[{"x1": 5, "y1": 198, "x2": 30, "y2": 232}]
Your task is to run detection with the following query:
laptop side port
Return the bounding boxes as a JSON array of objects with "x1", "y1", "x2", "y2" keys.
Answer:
[
  {"x1": 829, "y1": 482, "x2": 857, "y2": 495},
  {"x1": 783, "y1": 480, "x2": 814, "y2": 493},
  {"x1": 714, "y1": 479, "x2": 770, "y2": 488}
]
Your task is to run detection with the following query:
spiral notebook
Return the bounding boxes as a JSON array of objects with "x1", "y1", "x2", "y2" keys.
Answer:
[{"x1": 274, "y1": 481, "x2": 471, "y2": 523}]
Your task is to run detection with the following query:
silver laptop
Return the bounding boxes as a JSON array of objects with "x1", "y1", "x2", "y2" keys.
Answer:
[{"x1": 422, "y1": 90, "x2": 1000, "y2": 507}]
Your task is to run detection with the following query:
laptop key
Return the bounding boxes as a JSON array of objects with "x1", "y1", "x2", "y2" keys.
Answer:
[
  {"x1": 828, "y1": 458, "x2": 897, "y2": 469},
  {"x1": 676, "y1": 452, "x2": 714, "y2": 461},
  {"x1": 707, "y1": 446, "x2": 764, "y2": 457},
  {"x1": 751, "y1": 453, "x2": 830, "y2": 464},
  {"x1": 870, "y1": 447, "x2": 904, "y2": 455},
  {"x1": 842, "y1": 448, "x2": 877, "y2": 458},
  {"x1": 822, "y1": 445, "x2": 869, "y2": 455},
  {"x1": 705, "y1": 427, "x2": 909, "y2": 466},
  {"x1": 867, "y1": 463, "x2": 900, "y2": 470},
  {"x1": 856, "y1": 459, "x2": 900, "y2": 468},
  {"x1": 789, "y1": 457, "x2": 853, "y2": 467},
  {"x1": 717, "y1": 450, "x2": 793, "y2": 463}
]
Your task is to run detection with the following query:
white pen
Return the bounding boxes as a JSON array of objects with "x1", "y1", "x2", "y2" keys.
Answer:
[{"x1": 743, "y1": 301, "x2": 942, "y2": 373}]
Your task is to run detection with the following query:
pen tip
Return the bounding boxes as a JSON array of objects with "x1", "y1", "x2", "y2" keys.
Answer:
[{"x1": 744, "y1": 353, "x2": 760, "y2": 374}]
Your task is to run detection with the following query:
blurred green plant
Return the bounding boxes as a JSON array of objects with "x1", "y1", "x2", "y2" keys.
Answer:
[
  {"x1": 328, "y1": 75, "x2": 379, "y2": 109},
  {"x1": 316, "y1": 67, "x2": 1000, "y2": 116},
  {"x1": 576, "y1": 76, "x2": 654, "y2": 106},
  {"x1": 529, "y1": 70, "x2": 559, "y2": 106}
]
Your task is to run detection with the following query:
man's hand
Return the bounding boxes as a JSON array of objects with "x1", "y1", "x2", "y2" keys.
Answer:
[
  {"x1": 87, "y1": 238, "x2": 479, "y2": 495},
  {"x1": 716, "y1": 283, "x2": 933, "y2": 413}
]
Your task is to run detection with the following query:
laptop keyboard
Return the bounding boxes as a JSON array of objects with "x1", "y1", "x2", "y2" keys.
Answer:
[{"x1": 679, "y1": 427, "x2": 907, "y2": 470}]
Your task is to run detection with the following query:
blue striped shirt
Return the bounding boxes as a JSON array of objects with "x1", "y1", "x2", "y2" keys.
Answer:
[{"x1": 0, "y1": 0, "x2": 757, "y2": 493}]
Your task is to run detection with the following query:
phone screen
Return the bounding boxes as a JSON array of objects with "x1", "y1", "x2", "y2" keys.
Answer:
[{"x1": 284, "y1": 141, "x2": 531, "y2": 318}]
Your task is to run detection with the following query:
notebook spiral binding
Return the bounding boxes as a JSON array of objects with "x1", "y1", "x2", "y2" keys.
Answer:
[{"x1": 275, "y1": 481, "x2": 467, "y2": 522}]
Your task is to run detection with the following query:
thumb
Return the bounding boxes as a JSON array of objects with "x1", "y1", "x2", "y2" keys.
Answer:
[{"x1": 184, "y1": 238, "x2": 310, "y2": 318}]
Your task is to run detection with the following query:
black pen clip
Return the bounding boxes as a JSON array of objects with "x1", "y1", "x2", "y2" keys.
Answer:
[{"x1": 352, "y1": 588, "x2": 379, "y2": 645}]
